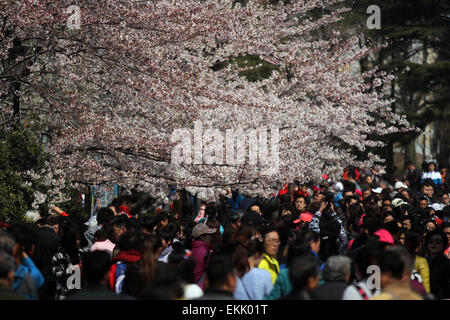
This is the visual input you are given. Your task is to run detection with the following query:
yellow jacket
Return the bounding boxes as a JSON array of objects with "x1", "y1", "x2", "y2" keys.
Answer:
[
  {"x1": 414, "y1": 255, "x2": 430, "y2": 293},
  {"x1": 258, "y1": 253, "x2": 280, "y2": 284}
]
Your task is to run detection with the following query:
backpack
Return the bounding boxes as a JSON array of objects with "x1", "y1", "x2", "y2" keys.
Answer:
[{"x1": 110, "y1": 261, "x2": 128, "y2": 294}]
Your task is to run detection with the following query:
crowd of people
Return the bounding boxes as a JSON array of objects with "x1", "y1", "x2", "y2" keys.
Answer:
[{"x1": 0, "y1": 161, "x2": 449, "y2": 300}]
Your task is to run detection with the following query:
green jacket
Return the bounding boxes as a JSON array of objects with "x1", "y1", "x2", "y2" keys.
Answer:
[{"x1": 264, "y1": 268, "x2": 292, "y2": 300}]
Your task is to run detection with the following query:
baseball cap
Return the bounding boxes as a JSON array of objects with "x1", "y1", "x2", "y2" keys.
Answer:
[
  {"x1": 192, "y1": 223, "x2": 217, "y2": 239},
  {"x1": 371, "y1": 187, "x2": 382, "y2": 194},
  {"x1": 391, "y1": 198, "x2": 407, "y2": 207},
  {"x1": 374, "y1": 229, "x2": 394, "y2": 245},
  {"x1": 394, "y1": 181, "x2": 408, "y2": 190},
  {"x1": 293, "y1": 212, "x2": 314, "y2": 224}
]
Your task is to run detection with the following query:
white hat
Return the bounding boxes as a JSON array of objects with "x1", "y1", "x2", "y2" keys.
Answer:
[
  {"x1": 392, "y1": 198, "x2": 406, "y2": 207},
  {"x1": 371, "y1": 187, "x2": 383, "y2": 194},
  {"x1": 395, "y1": 181, "x2": 408, "y2": 190}
]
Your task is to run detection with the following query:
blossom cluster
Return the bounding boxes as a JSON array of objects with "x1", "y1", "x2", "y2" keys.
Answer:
[{"x1": 0, "y1": 0, "x2": 414, "y2": 201}]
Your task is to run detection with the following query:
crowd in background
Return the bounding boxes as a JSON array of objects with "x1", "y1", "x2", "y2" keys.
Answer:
[{"x1": 0, "y1": 160, "x2": 449, "y2": 300}]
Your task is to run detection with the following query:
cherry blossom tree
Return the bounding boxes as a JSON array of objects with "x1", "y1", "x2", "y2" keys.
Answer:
[{"x1": 0, "y1": 0, "x2": 413, "y2": 203}]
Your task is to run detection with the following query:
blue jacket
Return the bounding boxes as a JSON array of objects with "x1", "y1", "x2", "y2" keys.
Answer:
[
  {"x1": 234, "y1": 268, "x2": 273, "y2": 300},
  {"x1": 12, "y1": 257, "x2": 45, "y2": 299},
  {"x1": 228, "y1": 193, "x2": 245, "y2": 213}
]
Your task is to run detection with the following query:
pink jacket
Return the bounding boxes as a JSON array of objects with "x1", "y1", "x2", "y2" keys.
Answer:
[
  {"x1": 191, "y1": 240, "x2": 212, "y2": 287},
  {"x1": 90, "y1": 239, "x2": 116, "y2": 257}
]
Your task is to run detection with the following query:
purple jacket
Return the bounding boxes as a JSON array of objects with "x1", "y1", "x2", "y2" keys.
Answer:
[{"x1": 191, "y1": 240, "x2": 212, "y2": 286}]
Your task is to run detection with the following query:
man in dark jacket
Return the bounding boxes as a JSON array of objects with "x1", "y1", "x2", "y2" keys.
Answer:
[
  {"x1": 195, "y1": 255, "x2": 236, "y2": 300},
  {"x1": 33, "y1": 216, "x2": 60, "y2": 300},
  {"x1": 314, "y1": 255, "x2": 352, "y2": 300},
  {"x1": 404, "y1": 161, "x2": 421, "y2": 195}
]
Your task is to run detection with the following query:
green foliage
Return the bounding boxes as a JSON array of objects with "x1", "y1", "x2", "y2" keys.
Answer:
[
  {"x1": 339, "y1": 0, "x2": 450, "y2": 165},
  {"x1": 0, "y1": 125, "x2": 82, "y2": 222},
  {"x1": 0, "y1": 126, "x2": 46, "y2": 222}
]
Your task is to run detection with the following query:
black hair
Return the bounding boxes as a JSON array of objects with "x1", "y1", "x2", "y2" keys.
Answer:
[
  {"x1": 140, "y1": 263, "x2": 183, "y2": 300},
  {"x1": 81, "y1": 251, "x2": 112, "y2": 283},
  {"x1": 287, "y1": 232, "x2": 318, "y2": 268},
  {"x1": 279, "y1": 193, "x2": 291, "y2": 204},
  {"x1": 423, "y1": 219, "x2": 437, "y2": 231},
  {"x1": 427, "y1": 162, "x2": 437, "y2": 172},
  {"x1": 117, "y1": 195, "x2": 133, "y2": 206},
  {"x1": 127, "y1": 218, "x2": 141, "y2": 233},
  {"x1": 117, "y1": 231, "x2": 141, "y2": 251},
  {"x1": 352, "y1": 245, "x2": 377, "y2": 280},
  {"x1": 441, "y1": 222, "x2": 450, "y2": 230},
  {"x1": 294, "y1": 194, "x2": 310, "y2": 205},
  {"x1": 405, "y1": 160, "x2": 414, "y2": 167},
  {"x1": 404, "y1": 231, "x2": 422, "y2": 256},
  {"x1": 7, "y1": 222, "x2": 37, "y2": 255},
  {"x1": 139, "y1": 215, "x2": 158, "y2": 234},
  {"x1": 260, "y1": 225, "x2": 278, "y2": 244},
  {"x1": 422, "y1": 179, "x2": 435, "y2": 188},
  {"x1": 93, "y1": 227, "x2": 108, "y2": 242},
  {"x1": 343, "y1": 180, "x2": 356, "y2": 194},
  {"x1": 230, "y1": 211, "x2": 243, "y2": 225},
  {"x1": 205, "y1": 255, "x2": 235, "y2": 289},
  {"x1": 232, "y1": 239, "x2": 265, "y2": 277},
  {"x1": 425, "y1": 229, "x2": 447, "y2": 250},
  {"x1": 110, "y1": 215, "x2": 129, "y2": 230},
  {"x1": 383, "y1": 221, "x2": 400, "y2": 240},
  {"x1": 96, "y1": 207, "x2": 115, "y2": 226},
  {"x1": 205, "y1": 205, "x2": 218, "y2": 220},
  {"x1": 381, "y1": 190, "x2": 392, "y2": 201},
  {"x1": 375, "y1": 249, "x2": 404, "y2": 279},
  {"x1": 289, "y1": 255, "x2": 319, "y2": 291},
  {"x1": 45, "y1": 215, "x2": 60, "y2": 226},
  {"x1": 382, "y1": 210, "x2": 394, "y2": 221},
  {"x1": 362, "y1": 214, "x2": 383, "y2": 235}
]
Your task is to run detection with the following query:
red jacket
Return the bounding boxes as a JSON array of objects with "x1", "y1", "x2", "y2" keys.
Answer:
[{"x1": 108, "y1": 249, "x2": 141, "y2": 291}]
